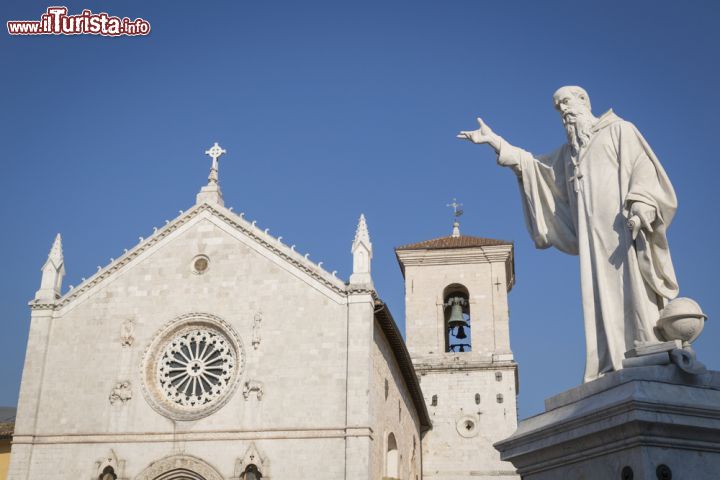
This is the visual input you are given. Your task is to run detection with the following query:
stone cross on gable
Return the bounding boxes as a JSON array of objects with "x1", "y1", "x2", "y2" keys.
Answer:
[{"x1": 205, "y1": 142, "x2": 226, "y2": 185}]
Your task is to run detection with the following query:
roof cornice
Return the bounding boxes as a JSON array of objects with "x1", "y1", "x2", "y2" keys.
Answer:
[
  {"x1": 396, "y1": 244, "x2": 513, "y2": 265},
  {"x1": 30, "y1": 202, "x2": 348, "y2": 311},
  {"x1": 395, "y1": 244, "x2": 515, "y2": 291}
]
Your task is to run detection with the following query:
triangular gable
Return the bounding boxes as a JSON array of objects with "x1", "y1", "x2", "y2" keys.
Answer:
[{"x1": 33, "y1": 203, "x2": 348, "y2": 314}]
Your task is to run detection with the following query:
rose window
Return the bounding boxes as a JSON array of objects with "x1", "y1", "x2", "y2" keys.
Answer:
[
  {"x1": 158, "y1": 328, "x2": 235, "y2": 407},
  {"x1": 142, "y1": 314, "x2": 244, "y2": 420}
]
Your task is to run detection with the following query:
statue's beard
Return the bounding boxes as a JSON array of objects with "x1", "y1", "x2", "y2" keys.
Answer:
[{"x1": 562, "y1": 109, "x2": 594, "y2": 157}]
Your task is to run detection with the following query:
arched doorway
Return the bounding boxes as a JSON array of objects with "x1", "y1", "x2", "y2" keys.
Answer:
[
  {"x1": 135, "y1": 455, "x2": 223, "y2": 480},
  {"x1": 151, "y1": 470, "x2": 206, "y2": 480}
]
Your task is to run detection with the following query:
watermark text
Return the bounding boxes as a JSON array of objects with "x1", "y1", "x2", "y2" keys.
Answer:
[{"x1": 7, "y1": 7, "x2": 151, "y2": 36}]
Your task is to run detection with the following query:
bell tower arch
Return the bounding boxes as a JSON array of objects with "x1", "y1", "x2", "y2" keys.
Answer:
[
  {"x1": 395, "y1": 224, "x2": 520, "y2": 479},
  {"x1": 443, "y1": 283, "x2": 472, "y2": 353}
]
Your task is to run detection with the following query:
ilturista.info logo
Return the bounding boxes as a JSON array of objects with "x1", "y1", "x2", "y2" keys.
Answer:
[{"x1": 7, "y1": 6, "x2": 150, "y2": 36}]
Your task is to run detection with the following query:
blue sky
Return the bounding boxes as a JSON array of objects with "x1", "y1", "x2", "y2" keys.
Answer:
[{"x1": 1, "y1": 0, "x2": 719, "y2": 419}]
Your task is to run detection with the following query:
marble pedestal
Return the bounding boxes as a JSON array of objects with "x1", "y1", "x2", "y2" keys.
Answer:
[{"x1": 495, "y1": 365, "x2": 720, "y2": 480}]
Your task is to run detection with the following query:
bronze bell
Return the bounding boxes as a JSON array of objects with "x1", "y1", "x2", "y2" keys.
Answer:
[{"x1": 447, "y1": 297, "x2": 468, "y2": 339}]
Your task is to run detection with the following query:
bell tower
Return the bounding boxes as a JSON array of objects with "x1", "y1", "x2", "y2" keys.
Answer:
[{"x1": 395, "y1": 215, "x2": 519, "y2": 479}]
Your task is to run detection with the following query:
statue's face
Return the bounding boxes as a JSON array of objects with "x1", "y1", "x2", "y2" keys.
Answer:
[{"x1": 553, "y1": 88, "x2": 590, "y2": 125}]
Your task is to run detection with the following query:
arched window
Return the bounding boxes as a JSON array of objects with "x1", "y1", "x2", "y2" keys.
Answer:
[
  {"x1": 241, "y1": 464, "x2": 262, "y2": 480},
  {"x1": 99, "y1": 466, "x2": 117, "y2": 480},
  {"x1": 443, "y1": 284, "x2": 471, "y2": 352},
  {"x1": 386, "y1": 432, "x2": 399, "y2": 479}
]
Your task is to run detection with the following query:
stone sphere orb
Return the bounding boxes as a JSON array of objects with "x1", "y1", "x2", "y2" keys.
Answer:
[{"x1": 656, "y1": 297, "x2": 707, "y2": 346}]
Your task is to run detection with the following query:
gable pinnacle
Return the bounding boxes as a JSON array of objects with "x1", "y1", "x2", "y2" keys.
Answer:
[
  {"x1": 35, "y1": 233, "x2": 66, "y2": 302},
  {"x1": 350, "y1": 213, "x2": 373, "y2": 287},
  {"x1": 352, "y1": 213, "x2": 372, "y2": 251},
  {"x1": 48, "y1": 233, "x2": 64, "y2": 268}
]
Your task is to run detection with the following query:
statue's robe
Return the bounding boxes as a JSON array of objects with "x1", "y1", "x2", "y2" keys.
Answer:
[{"x1": 498, "y1": 110, "x2": 679, "y2": 382}]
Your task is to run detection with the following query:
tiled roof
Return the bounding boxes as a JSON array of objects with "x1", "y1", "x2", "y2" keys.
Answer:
[
  {"x1": 0, "y1": 422, "x2": 13, "y2": 439},
  {"x1": 374, "y1": 300, "x2": 432, "y2": 431},
  {"x1": 0, "y1": 407, "x2": 15, "y2": 439},
  {"x1": 396, "y1": 235, "x2": 512, "y2": 251}
]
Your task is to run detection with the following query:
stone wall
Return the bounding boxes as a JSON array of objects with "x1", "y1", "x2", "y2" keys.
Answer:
[
  {"x1": 370, "y1": 320, "x2": 422, "y2": 480},
  {"x1": 419, "y1": 364, "x2": 518, "y2": 479},
  {"x1": 10, "y1": 212, "x2": 359, "y2": 479},
  {"x1": 15, "y1": 439, "x2": 347, "y2": 478}
]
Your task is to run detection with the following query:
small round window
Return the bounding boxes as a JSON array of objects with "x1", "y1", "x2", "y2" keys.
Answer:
[
  {"x1": 192, "y1": 255, "x2": 210, "y2": 274},
  {"x1": 456, "y1": 415, "x2": 479, "y2": 438}
]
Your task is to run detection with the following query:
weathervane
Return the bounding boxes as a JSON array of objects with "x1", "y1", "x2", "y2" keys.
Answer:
[
  {"x1": 446, "y1": 198, "x2": 464, "y2": 237},
  {"x1": 447, "y1": 198, "x2": 464, "y2": 218},
  {"x1": 204, "y1": 142, "x2": 226, "y2": 185}
]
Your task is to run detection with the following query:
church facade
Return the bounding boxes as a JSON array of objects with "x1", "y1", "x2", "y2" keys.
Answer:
[{"x1": 8, "y1": 146, "x2": 519, "y2": 479}]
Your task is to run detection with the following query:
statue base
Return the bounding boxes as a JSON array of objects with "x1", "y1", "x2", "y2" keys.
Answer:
[{"x1": 495, "y1": 365, "x2": 720, "y2": 479}]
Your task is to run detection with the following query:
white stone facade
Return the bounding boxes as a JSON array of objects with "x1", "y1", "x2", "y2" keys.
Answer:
[{"x1": 9, "y1": 198, "x2": 430, "y2": 480}]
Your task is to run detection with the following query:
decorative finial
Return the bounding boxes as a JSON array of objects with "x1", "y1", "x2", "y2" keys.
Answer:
[
  {"x1": 48, "y1": 233, "x2": 63, "y2": 267},
  {"x1": 35, "y1": 233, "x2": 66, "y2": 301},
  {"x1": 352, "y1": 214, "x2": 371, "y2": 249},
  {"x1": 447, "y1": 198, "x2": 464, "y2": 237},
  {"x1": 204, "y1": 142, "x2": 226, "y2": 186},
  {"x1": 350, "y1": 214, "x2": 373, "y2": 286}
]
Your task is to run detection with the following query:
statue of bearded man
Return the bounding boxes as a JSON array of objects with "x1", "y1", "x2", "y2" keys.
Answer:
[{"x1": 458, "y1": 86, "x2": 679, "y2": 382}]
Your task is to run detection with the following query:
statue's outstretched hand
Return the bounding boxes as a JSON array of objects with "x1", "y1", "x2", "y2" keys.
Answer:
[{"x1": 457, "y1": 117, "x2": 501, "y2": 153}]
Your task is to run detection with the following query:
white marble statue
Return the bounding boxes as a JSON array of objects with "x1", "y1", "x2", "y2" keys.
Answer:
[{"x1": 458, "y1": 86, "x2": 679, "y2": 382}]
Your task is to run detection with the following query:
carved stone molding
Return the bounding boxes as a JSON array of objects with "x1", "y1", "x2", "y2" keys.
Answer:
[
  {"x1": 251, "y1": 311, "x2": 262, "y2": 350},
  {"x1": 121, "y1": 319, "x2": 135, "y2": 347},
  {"x1": 231, "y1": 442, "x2": 270, "y2": 480},
  {"x1": 109, "y1": 381, "x2": 132, "y2": 405},
  {"x1": 93, "y1": 449, "x2": 127, "y2": 480},
  {"x1": 135, "y1": 454, "x2": 223, "y2": 480},
  {"x1": 242, "y1": 380, "x2": 264, "y2": 401}
]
